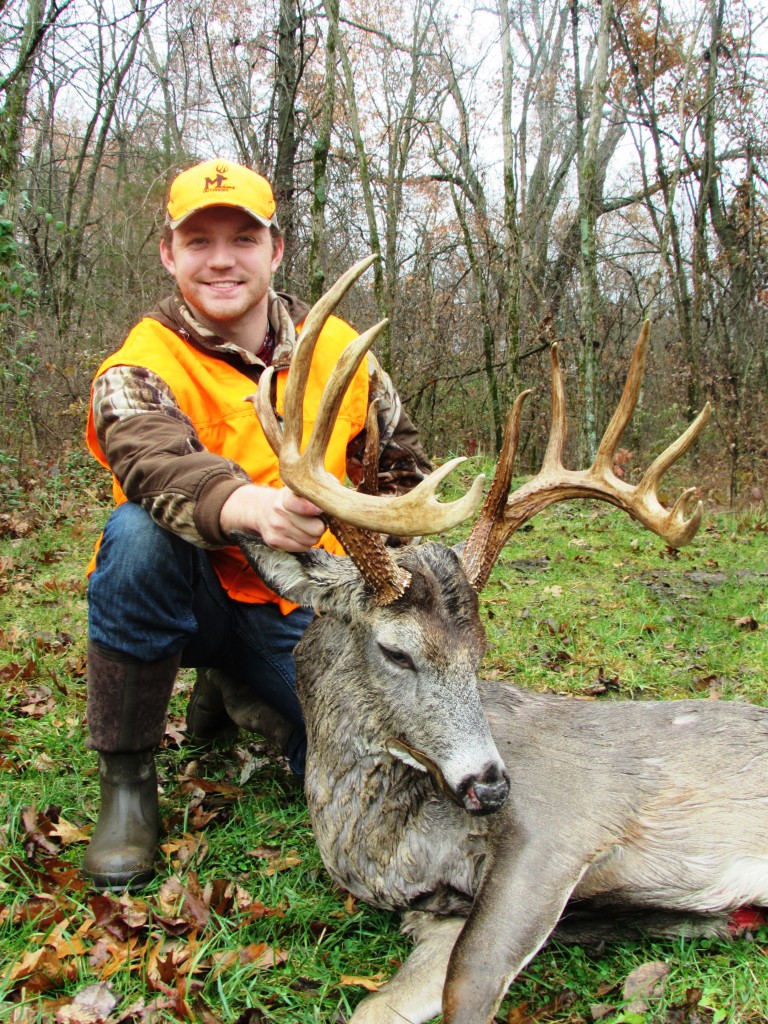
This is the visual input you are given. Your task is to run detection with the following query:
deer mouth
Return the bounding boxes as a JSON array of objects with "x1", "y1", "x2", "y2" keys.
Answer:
[{"x1": 385, "y1": 737, "x2": 510, "y2": 816}]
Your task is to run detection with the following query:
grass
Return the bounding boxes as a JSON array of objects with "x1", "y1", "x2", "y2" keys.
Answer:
[{"x1": 1, "y1": 449, "x2": 767, "y2": 1023}]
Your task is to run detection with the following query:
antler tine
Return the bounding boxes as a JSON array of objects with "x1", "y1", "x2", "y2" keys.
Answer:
[
  {"x1": 358, "y1": 398, "x2": 382, "y2": 495},
  {"x1": 304, "y1": 323, "x2": 388, "y2": 468},
  {"x1": 541, "y1": 343, "x2": 567, "y2": 472},
  {"x1": 252, "y1": 364, "x2": 282, "y2": 453},
  {"x1": 592, "y1": 320, "x2": 649, "y2": 476},
  {"x1": 280, "y1": 255, "x2": 380, "y2": 464},
  {"x1": 252, "y1": 257, "x2": 486, "y2": 537},
  {"x1": 634, "y1": 403, "x2": 711, "y2": 545},
  {"x1": 462, "y1": 324, "x2": 710, "y2": 592},
  {"x1": 638, "y1": 404, "x2": 711, "y2": 500},
  {"x1": 461, "y1": 390, "x2": 531, "y2": 591},
  {"x1": 255, "y1": 313, "x2": 388, "y2": 467}
]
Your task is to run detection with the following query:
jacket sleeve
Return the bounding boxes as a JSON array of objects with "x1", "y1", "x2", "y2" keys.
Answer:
[
  {"x1": 346, "y1": 353, "x2": 433, "y2": 495},
  {"x1": 91, "y1": 365, "x2": 248, "y2": 547}
]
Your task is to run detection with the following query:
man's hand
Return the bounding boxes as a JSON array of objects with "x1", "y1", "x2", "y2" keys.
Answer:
[{"x1": 220, "y1": 485, "x2": 326, "y2": 552}]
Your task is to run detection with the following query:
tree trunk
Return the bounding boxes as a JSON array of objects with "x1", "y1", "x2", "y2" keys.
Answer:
[
  {"x1": 307, "y1": 0, "x2": 339, "y2": 303},
  {"x1": 274, "y1": 0, "x2": 300, "y2": 279},
  {"x1": 573, "y1": 0, "x2": 613, "y2": 461},
  {"x1": 336, "y1": 30, "x2": 387, "y2": 364}
]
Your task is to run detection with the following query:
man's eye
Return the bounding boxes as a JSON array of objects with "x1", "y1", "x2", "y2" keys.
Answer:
[{"x1": 378, "y1": 644, "x2": 415, "y2": 671}]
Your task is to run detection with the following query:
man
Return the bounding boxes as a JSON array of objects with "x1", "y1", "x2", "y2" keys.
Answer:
[{"x1": 84, "y1": 158, "x2": 431, "y2": 891}]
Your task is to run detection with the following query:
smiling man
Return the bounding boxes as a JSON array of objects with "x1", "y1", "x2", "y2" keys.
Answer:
[{"x1": 83, "y1": 159, "x2": 432, "y2": 891}]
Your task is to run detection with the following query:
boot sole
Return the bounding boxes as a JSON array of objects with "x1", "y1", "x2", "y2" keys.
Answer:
[{"x1": 83, "y1": 865, "x2": 155, "y2": 892}]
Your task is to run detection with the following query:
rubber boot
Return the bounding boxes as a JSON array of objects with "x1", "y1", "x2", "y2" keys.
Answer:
[
  {"x1": 185, "y1": 668, "x2": 238, "y2": 747},
  {"x1": 187, "y1": 667, "x2": 294, "y2": 753},
  {"x1": 83, "y1": 641, "x2": 180, "y2": 891},
  {"x1": 83, "y1": 751, "x2": 158, "y2": 891}
]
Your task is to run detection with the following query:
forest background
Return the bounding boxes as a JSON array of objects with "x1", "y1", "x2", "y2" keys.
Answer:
[{"x1": 0, "y1": 0, "x2": 767, "y2": 506}]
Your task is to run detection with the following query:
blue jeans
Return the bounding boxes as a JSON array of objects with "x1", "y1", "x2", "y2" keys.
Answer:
[{"x1": 87, "y1": 502, "x2": 313, "y2": 772}]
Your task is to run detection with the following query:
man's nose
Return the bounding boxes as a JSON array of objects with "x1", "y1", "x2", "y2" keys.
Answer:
[{"x1": 206, "y1": 242, "x2": 236, "y2": 268}]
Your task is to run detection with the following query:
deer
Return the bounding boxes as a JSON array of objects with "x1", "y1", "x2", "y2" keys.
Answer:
[{"x1": 232, "y1": 257, "x2": 768, "y2": 1024}]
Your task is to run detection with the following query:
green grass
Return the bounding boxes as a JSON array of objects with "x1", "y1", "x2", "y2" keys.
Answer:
[{"x1": 1, "y1": 453, "x2": 767, "y2": 1023}]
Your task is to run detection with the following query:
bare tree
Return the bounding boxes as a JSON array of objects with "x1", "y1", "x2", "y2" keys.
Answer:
[
  {"x1": 306, "y1": 0, "x2": 338, "y2": 302},
  {"x1": 573, "y1": 0, "x2": 615, "y2": 459},
  {"x1": 0, "y1": 0, "x2": 76, "y2": 188}
]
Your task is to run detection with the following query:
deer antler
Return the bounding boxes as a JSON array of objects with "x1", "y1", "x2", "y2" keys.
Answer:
[
  {"x1": 461, "y1": 322, "x2": 711, "y2": 592},
  {"x1": 250, "y1": 255, "x2": 486, "y2": 604}
]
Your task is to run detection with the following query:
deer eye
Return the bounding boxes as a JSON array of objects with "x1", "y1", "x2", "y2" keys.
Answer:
[{"x1": 378, "y1": 644, "x2": 415, "y2": 671}]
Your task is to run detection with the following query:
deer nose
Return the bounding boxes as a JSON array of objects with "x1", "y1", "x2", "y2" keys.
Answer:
[{"x1": 458, "y1": 764, "x2": 510, "y2": 816}]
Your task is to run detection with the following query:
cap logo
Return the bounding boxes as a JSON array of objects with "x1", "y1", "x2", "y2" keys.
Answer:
[{"x1": 203, "y1": 164, "x2": 236, "y2": 194}]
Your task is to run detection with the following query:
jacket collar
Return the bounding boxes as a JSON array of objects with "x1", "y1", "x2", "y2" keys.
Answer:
[{"x1": 148, "y1": 289, "x2": 310, "y2": 369}]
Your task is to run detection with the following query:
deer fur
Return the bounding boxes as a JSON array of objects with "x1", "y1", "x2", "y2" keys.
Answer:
[{"x1": 237, "y1": 533, "x2": 768, "y2": 1024}]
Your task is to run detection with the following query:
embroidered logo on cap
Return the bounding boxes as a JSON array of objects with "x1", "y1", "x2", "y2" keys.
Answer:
[{"x1": 203, "y1": 164, "x2": 236, "y2": 194}]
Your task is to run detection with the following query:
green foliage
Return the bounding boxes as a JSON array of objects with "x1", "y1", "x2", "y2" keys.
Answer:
[
  {"x1": 0, "y1": 489, "x2": 767, "y2": 1022},
  {"x1": 0, "y1": 189, "x2": 39, "y2": 316},
  {"x1": 0, "y1": 188, "x2": 45, "y2": 469}
]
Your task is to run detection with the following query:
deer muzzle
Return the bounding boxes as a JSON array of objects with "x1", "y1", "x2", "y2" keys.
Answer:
[
  {"x1": 385, "y1": 737, "x2": 510, "y2": 815},
  {"x1": 456, "y1": 763, "x2": 511, "y2": 816}
]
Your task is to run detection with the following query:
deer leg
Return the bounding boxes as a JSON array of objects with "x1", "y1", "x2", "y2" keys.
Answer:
[
  {"x1": 348, "y1": 912, "x2": 464, "y2": 1024},
  {"x1": 442, "y1": 835, "x2": 589, "y2": 1024}
]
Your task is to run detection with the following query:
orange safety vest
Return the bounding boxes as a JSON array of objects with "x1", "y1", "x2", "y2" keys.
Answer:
[{"x1": 86, "y1": 314, "x2": 369, "y2": 613}]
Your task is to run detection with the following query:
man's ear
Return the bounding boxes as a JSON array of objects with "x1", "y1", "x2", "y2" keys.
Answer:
[
  {"x1": 160, "y1": 238, "x2": 177, "y2": 277},
  {"x1": 270, "y1": 234, "x2": 284, "y2": 275}
]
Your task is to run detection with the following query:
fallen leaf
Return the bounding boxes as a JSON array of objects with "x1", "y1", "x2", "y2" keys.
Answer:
[
  {"x1": 50, "y1": 817, "x2": 91, "y2": 846},
  {"x1": 248, "y1": 846, "x2": 302, "y2": 874},
  {"x1": 156, "y1": 874, "x2": 211, "y2": 931},
  {"x1": 344, "y1": 892, "x2": 358, "y2": 914},
  {"x1": 339, "y1": 972, "x2": 387, "y2": 991},
  {"x1": 589, "y1": 1005, "x2": 616, "y2": 1021},
  {"x1": 622, "y1": 960, "x2": 669, "y2": 1013},
  {"x1": 211, "y1": 942, "x2": 289, "y2": 976},
  {"x1": 734, "y1": 615, "x2": 759, "y2": 631},
  {"x1": 53, "y1": 981, "x2": 118, "y2": 1023},
  {"x1": 180, "y1": 777, "x2": 243, "y2": 798},
  {"x1": 160, "y1": 832, "x2": 209, "y2": 870},
  {"x1": 9, "y1": 945, "x2": 78, "y2": 992}
]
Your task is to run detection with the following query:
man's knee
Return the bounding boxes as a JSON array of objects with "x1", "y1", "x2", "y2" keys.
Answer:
[
  {"x1": 95, "y1": 504, "x2": 190, "y2": 585},
  {"x1": 88, "y1": 504, "x2": 202, "y2": 659}
]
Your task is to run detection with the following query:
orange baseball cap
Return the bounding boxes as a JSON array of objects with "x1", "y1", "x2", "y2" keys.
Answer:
[{"x1": 166, "y1": 159, "x2": 279, "y2": 230}]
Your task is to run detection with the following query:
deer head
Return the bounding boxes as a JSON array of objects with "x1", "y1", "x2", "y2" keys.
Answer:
[{"x1": 235, "y1": 257, "x2": 710, "y2": 816}]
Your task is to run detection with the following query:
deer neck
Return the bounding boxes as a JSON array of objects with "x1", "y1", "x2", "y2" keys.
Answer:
[{"x1": 296, "y1": 627, "x2": 489, "y2": 913}]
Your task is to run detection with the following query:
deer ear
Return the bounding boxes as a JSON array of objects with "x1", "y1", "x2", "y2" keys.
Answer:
[{"x1": 235, "y1": 533, "x2": 368, "y2": 616}]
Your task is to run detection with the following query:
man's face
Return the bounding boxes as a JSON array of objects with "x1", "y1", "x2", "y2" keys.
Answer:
[{"x1": 160, "y1": 206, "x2": 283, "y2": 334}]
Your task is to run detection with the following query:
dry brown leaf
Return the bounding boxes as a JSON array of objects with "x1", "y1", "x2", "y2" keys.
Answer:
[
  {"x1": 339, "y1": 972, "x2": 387, "y2": 991},
  {"x1": 89, "y1": 891, "x2": 150, "y2": 936},
  {"x1": 44, "y1": 919, "x2": 88, "y2": 957},
  {"x1": 248, "y1": 846, "x2": 302, "y2": 874},
  {"x1": 50, "y1": 817, "x2": 91, "y2": 846},
  {"x1": 589, "y1": 1004, "x2": 616, "y2": 1020},
  {"x1": 211, "y1": 942, "x2": 289, "y2": 977},
  {"x1": 506, "y1": 1000, "x2": 535, "y2": 1023},
  {"x1": 156, "y1": 874, "x2": 211, "y2": 931},
  {"x1": 622, "y1": 959, "x2": 670, "y2": 1013},
  {"x1": 9, "y1": 945, "x2": 78, "y2": 992},
  {"x1": 180, "y1": 777, "x2": 243, "y2": 798},
  {"x1": 734, "y1": 615, "x2": 759, "y2": 631},
  {"x1": 344, "y1": 892, "x2": 358, "y2": 914},
  {"x1": 53, "y1": 981, "x2": 118, "y2": 1023},
  {"x1": 159, "y1": 832, "x2": 209, "y2": 869}
]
